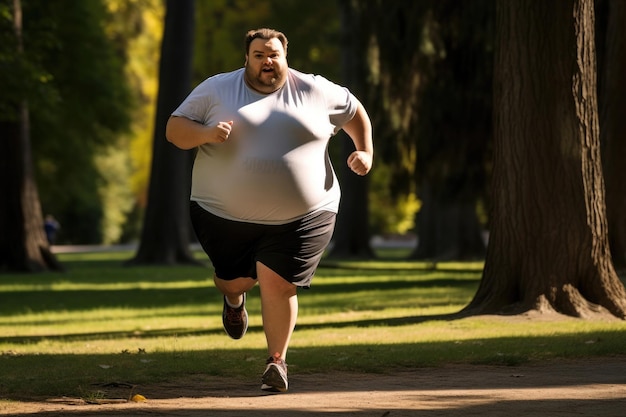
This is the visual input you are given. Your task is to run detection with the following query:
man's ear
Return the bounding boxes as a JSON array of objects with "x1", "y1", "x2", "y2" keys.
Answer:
[{"x1": 244, "y1": 55, "x2": 248, "y2": 66}]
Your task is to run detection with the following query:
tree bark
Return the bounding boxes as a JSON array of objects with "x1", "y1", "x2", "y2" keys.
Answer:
[
  {"x1": 463, "y1": 0, "x2": 626, "y2": 319},
  {"x1": 600, "y1": 0, "x2": 626, "y2": 270},
  {"x1": 127, "y1": 0, "x2": 199, "y2": 266},
  {"x1": 411, "y1": 181, "x2": 486, "y2": 261},
  {"x1": 407, "y1": 0, "x2": 492, "y2": 262},
  {"x1": 327, "y1": 0, "x2": 375, "y2": 259},
  {"x1": 0, "y1": 0, "x2": 62, "y2": 272}
]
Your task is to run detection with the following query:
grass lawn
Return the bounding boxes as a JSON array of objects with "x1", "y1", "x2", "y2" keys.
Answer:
[{"x1": 1, "y1": 247, "x2": 625, "y2": 400}]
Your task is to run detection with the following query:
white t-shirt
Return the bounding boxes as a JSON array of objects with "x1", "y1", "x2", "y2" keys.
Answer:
[{"x1": 172, "y1": 68, "x2": 358, "y2": 224}]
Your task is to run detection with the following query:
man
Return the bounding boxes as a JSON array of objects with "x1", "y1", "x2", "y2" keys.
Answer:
[{"x1": 166, "y1": 28, "x2": 373, "y2": 392}]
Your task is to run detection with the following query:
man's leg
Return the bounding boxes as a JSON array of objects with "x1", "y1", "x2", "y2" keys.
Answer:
[
  {"x1": 214, "y1": 276, "x2": 257, "y2": 339},
  {"x1": 214, "y1": 276, "x2": 257, "y2": 307},
  {"x1": 256, "y1": 262, "x2": 297, "y2": 360}
]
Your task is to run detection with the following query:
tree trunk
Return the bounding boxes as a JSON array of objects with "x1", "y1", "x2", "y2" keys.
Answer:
[
  {"x1": 600, "y1": 0, "x2": 626, "y2": 271},
  {"x1": 330, "y1": 134, "x2": 375, "y2": 259},
  {"x1": 411, "y1": 181, "x2": 486, "y2": 261},
  {"x1": 407, "y1": 0, "x2": 492, "y2": 263},
  {"x1": 127, "y1": 0, "x2": 199, "y2": 266},
  {"x1": 0, "y1": 0, "x2": 62, "y2": 272},
  {"x1": 327, "y1": 0, "x2": 375, "y2": 259},
  {"x1": 463, "y1": 0, "x2": 626, "y2": 319}
]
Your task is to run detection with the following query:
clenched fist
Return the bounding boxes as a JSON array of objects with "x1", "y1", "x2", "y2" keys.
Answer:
[{"x1": 347, "y1": 150, "x2": 372, "y2": 176}]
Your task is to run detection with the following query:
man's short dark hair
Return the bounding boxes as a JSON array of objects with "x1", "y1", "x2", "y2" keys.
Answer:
[{"x1": 245, "y1": 28, "x2": 288, "y2": 55}]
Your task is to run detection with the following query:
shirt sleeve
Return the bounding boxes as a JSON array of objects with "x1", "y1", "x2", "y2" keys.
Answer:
[
  {"x1": 313, "y1": 75, "x2": 358, "y2": 135},
  {"x1": 171, "y1": 78, "x2": 213, "y2": 124}
]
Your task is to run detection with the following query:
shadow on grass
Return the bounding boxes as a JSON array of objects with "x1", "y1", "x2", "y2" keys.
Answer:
[
  {"x1": 0, "y1": 273, "x2": 479, "y2": 316},
  {"x1": 3, "y1": 334, "x2": 626, "y2": 386},
  {"x1": 0, "y1": 311, "x2": 465, "y2": 345},
  {"x1": 0, "y1": 287, "x2": 218, "y2": 315}
]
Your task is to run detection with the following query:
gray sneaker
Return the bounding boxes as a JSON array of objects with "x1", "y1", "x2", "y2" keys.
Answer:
[
  {"x1": 261, "y1": 353, "x2": 288, "y2": 392},
  {"x1": 222, "y1": 294, "x2": 248, "y2": 339}
]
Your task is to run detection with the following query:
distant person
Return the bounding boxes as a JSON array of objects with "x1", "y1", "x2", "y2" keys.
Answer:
[
  {"x1": 166, "y1": 28, "x2": 373, "y2": 392},
  {"x1": 44, "y1": 215, "x2": 60, "y2": 245}
]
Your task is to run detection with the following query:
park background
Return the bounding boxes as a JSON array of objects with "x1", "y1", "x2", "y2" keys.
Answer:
[
  {"x1": 2, "y1": 1, "x2": 626, "y2": 412},
  {"x1": 2, "y1": 1, "x2": 626, "y2": 320}
]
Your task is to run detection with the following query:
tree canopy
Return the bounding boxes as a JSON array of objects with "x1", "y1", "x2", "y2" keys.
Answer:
[{"x1": 0, "y1": 0, "x2": 134, "y2": 245}]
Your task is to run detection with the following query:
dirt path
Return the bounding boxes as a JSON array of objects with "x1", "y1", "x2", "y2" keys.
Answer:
[{"x1": 3, "y1": 357, "x2": 625, "y2": 416}]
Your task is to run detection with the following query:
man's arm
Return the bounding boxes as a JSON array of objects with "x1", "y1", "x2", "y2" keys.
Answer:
[
  {"x1": 166, "y1": 116, "x2": 233, "y2": 150},
  {"x1": 342, "y1": 101, "x2": 374, "y2": 176}
]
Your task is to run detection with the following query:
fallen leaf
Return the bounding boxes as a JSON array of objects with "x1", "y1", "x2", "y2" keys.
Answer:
[{"x1": 131, "y1": 394, "x2": 147, "y2": 402}]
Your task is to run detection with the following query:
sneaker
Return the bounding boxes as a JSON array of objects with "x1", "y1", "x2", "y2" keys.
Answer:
[
  {"x1": 261, "y1": 353, "x2": 288, "y2": 392},
  {"x1": 222, "y1": 294, "x2": 248, "y2": 339}
]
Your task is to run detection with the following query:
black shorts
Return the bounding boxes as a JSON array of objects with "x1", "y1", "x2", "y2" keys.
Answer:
[{"x1": 190, "y1": 201, "x2": 336, "y2": 288}]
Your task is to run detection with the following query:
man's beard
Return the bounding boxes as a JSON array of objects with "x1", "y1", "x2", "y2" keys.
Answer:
[{"x1": 245, "y1": 64, "x2": 284, "y2": 92}]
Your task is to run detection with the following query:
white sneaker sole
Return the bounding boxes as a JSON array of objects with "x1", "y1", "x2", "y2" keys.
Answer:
[{"x1": 261, "y1": 364, "x2": 288, "y2": 392}]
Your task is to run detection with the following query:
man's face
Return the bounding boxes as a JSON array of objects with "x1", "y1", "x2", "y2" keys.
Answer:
[{"x1": 244, "y1": 37, "x2": 288, "y2": 94}]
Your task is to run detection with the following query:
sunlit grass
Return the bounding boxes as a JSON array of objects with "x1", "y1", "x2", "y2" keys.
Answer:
[{"x1": 0, "y1": 248, "x2": 625, "y2": 399}]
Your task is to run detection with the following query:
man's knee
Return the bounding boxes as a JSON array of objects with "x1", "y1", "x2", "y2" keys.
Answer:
[{"x1": 214, "y1": 275, "x2": 257, "y2": 295}]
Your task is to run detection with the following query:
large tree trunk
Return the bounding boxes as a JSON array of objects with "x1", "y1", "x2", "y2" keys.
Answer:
[
  {"x1": 408, "y1": 1, "x2": 492, "y2": 262},
  {"x1": 327, "y1": 0, "x2": 375, "y2": 259},
  {"x1": 464, "y1": 0, "x2": 626, "y2": 319},
  {"x1": 127, "y1": 0, "x2": 199, "y2": 266},
  {"x1": 411, "y1": 181, "x2": 486, "y2": 261},
  {"x1": 330, "y1": 132, "x2": 375, "y2": 259},
  {"x1": 0, "y1": 0, "x2": 61, "y2": 272},
  {"x1": 600, "y1": 0, "x2": 626, "y2": 271}
]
